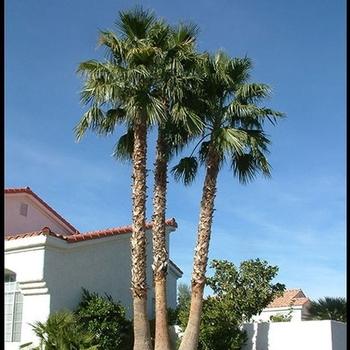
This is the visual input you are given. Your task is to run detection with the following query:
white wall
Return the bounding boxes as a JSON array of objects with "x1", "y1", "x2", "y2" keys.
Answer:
[
  {"x1": 241, "y1": 320, "x2": 346, "y2": 350},
  {"x1": 5, "y1": 189, "x2": 182, "y2": 349},
  {"x1": 167, "y1": 262, "x2": 182, "y2": 311},
  {"x1": 251, "y1": 305, "x2": 306, "y2": 323},
  {"x1": 5, "y1": 226, "x2": 180, "y2": 349}
]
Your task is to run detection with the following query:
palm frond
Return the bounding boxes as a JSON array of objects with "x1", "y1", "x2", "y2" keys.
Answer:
[
  {"x1": 74, "y1": 106, "x2": 105, "y2": 141},
  {"x1": 116, "y1": 5, "x2": 157, "y2": 40},
  {"x1": 112, "y1": 131, "x2": 134, "y2": 162},
  {"x1": 170, "y1": 156, "x2": 198, "y2": 186},
  {"x1": 230, "y1": 152, "x2": 271, "y2": 185},
  {"x1": 308, "y1": 297, "x2": 347, "y2": 322}
]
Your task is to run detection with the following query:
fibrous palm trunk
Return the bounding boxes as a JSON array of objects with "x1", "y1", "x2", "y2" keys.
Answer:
[
  {"x1": 152, "y1": 130, "x2": 172, "y2": 350},
  {"x1": 131, "y1": 119, "x2": 153, "y2": 350},
  {"x1": 179, "y1": 153, "x2": 220, "y2": 350}
]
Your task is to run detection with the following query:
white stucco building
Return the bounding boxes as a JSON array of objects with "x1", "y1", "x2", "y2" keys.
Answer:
[
  {"x1": 252, "y1": 289, "x2": 312, "y2": 322},
  {"x1": 4, "y1": 187, "x2": 183, "y2": 350}
]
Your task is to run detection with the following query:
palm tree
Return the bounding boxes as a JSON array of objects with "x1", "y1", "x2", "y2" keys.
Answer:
[
  {"x1": 74, "y1": 6, "x2": 172, "y2": 350},
  {"x1": 20, "y1": 309, "x2": 98, "y2": 350},
  {"x1": 113, "y1": 22, "x2": 204, "y2": 350},
  {"x1": 307, "y1": 297, "x2": 347, "y2": 322},
  {"x1": 150, "y1": 23, "x2": 204, "y2": 350},
  {"x1": 172, "y1": 51, "x2": 285, "y2": 350},
  {"x1": 75, "y1": 7, "x2": 205, "y2": 349},
  {"x1": 177, "y1": 283, "x2": 192, "y2": 313}
]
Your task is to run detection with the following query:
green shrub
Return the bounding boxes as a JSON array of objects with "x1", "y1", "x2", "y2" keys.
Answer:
[
  {"x1": 75, "y1": 288, "x2": 134, "y2": 349},
  {"x1": 20, "y1": 309, "x2": 98, "y2": 350}
]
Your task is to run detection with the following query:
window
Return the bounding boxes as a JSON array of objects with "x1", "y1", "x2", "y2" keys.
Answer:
[
  {"x1": 5, "y1": 270, "x2": 23, "y2": 342},
  {"x1": 20, "y1": 202, "x2": 28, "y2": 217}
]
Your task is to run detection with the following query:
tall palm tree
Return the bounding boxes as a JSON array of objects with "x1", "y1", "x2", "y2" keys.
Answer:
[
  {"x1": 172, "y1": 51, "x2": 285, "y2": 350},
  {"x1": 74, "y1": 6, "x2": 171, "y2": 350},
  {"x1": 307, "y1": 297, "x2": 347, "y2": 322},
  {"x1": 150, "y1": 23, "x2": 204, "y2": 350},
  {"x1": 113, "y1": 22, "x2": 204, "y2": 350}
]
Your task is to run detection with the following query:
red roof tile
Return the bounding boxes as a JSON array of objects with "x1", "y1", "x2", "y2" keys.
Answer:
[
  {"x1": 267, "y1": 289, "x2": 311, "y2": 308},
  {"x1": 4, "y1": 218, "x2": 178, "y2": 244}
]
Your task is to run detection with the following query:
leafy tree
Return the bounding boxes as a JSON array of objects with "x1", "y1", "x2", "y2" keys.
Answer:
[
  {"x1": 177, "y1": 283, "x2": 191, "y2": 313},
  {"x1": 194, "y1": 299, "x2": 248, "y2": 350},
  {"x1": 75, "y1": 288, "x2": 134, "y2": 349},
  {"x1": 166, "y1": 283, "x2": 192, "y2": 327},
  {"x1": 307, "y1": 297, "x2": 347, "y2": 322},
  {"x1": 173, "y1": 51, "x2": 285, "y2": 350},
  {"x1": 206, "y1": 259, "x2": 285, "y2": 322},
  {"x1": 178, "y1": 259, "x2": 285, "y2": 349},
  {"x1": 20, "y1": 309, "x2": 98, "y2": 350}
]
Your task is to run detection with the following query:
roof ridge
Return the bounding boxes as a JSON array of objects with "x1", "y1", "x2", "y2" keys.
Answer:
[
  {"x1": 5, "y1": 188, "x2": 178, "y2": 235},
  {"x1": 5, "y1": 218, "x2": 178, "y2": 243}
]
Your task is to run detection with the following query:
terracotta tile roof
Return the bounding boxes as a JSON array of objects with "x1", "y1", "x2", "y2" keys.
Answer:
[
  {"x1": 267, "y1": 289, "x2": 311, "y2": 308},
  {"x1": 4, "y1": 218, "x2": 178, "y2": 244},
  {"x1": 5, "y1": 187, "x2": 80, "y2": 234}
]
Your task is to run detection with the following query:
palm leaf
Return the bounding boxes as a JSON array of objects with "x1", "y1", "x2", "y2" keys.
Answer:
[{"x1": 171, "y1": 156, "x2": 198, "y2": 186}]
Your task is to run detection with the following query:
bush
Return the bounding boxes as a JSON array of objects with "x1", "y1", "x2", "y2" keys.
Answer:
[
  {"x1": 178, "y1": 297, "x2": 248, "y2": 350},
  {"x1": 20, "y1": 309, "x2": 98, "y2": 350},
  {"x1": 75, "y1": 288, "x2": 134, "y2": 349}
]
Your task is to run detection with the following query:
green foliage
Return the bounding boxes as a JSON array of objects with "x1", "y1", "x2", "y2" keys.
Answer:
[
  {"x1": 270, "y1": 303, "x2": 293, "y2": 322},
  {"x1": 178, "y1": 258, "x2": 285, "y2": 349},
  {"x1": 167, "y1": 307, "x2": 180, "y2": 326},
  {"x1": 171, "y1": 282, "x2": 191, "y2": 325},
  {"x1": 198, "y1": 298, "x2": 248, "y2": 350},
  {"x1": 178, "y1": 297, "x2": 248, "y2": 350},
  {"x1": 75, "y1": 288, "x2": 134, "y2": 349},
  {"x1": 21, "y1": 288, "x2": 134, "y2": 350},
  {"x1": 206, "y1": 258, "x2": 285, "y2": 323},
  {"x1": 269, "y1": 313, "x2": 292, "y2": 322},
  {"x1": 20, "y1": 309, "x2": 98, "y2": 350},
  {"x1": 177, "y1": 283, "x2": 191, "y2": 312},
  {"x1": 148, "y1": 307, "x2": 180, "y2": 349},
  {"x1": 165, "y1": 283, "x2": 191, "y2": 327},
  {"x1": 307, "y1": 297, "x2": 347, "y2": 322}
]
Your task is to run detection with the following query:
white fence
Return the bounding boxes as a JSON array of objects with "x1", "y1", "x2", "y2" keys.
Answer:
[
  {"x1": 241, "y1": 320, "x2": 346, "y2": 350},
  {"x1": 170, "y1": 320, "x2": 346, "y2": 350}
]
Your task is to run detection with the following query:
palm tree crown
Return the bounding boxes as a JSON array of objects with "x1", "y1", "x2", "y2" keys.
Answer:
[{"x1": 307, "y1": 297, "x2": 347, "y2": 322}]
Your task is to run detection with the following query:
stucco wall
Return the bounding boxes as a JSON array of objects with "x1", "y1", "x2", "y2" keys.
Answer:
[
  {"x1": 5, "y1": 227, "x2": 180, "y2": 349},
  {"x1": 251, "y1": 305, "x2": 306, "y2": 323},
  {"x1": 5, "y1": 189, "x2": 181, "y2": 349},
  {"x1": 241, "y1": 320, "x2": 346, "y2": 350}
]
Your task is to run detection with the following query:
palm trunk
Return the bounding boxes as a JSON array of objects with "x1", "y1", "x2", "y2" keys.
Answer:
[
  {"x1": 152, "y1": 129, "x2": 172, "y2": 350},
  {"x1": 131, "y1": 118, "x2": 153, "y2": 350},
  {"x1": 154, "y1": 278, "x2": 171, "y2": 349},
  {"x1": 179, "y1": 153, "x2": 220, "y2": 350}
]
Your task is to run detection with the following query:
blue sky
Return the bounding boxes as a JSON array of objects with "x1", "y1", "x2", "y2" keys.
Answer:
[{"x1": 5, "y1": 0, "x2": 346, "y2": 301}]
